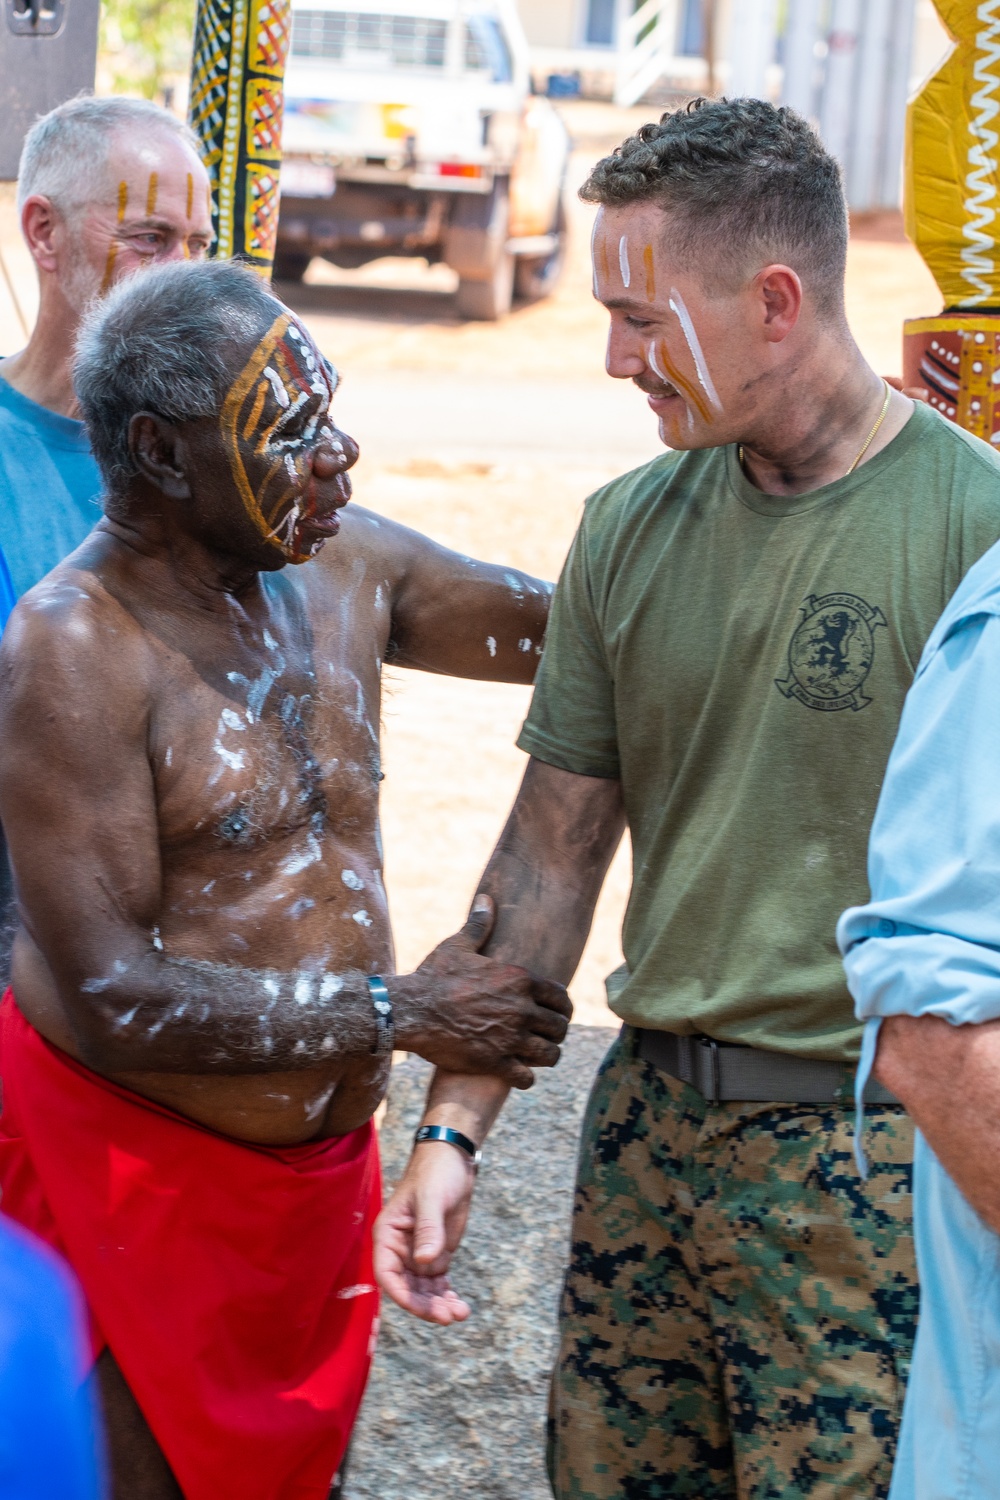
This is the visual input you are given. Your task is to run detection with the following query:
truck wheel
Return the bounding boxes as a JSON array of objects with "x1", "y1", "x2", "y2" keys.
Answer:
[
  {"x1": 514, "y1": 202, "x2": 567, "y2": 303},
  {"x1": 456, "y1": 251, "x2": 515, "y2": 321},
  {"x1": 272, "y1": 248, "x2": 312, "y2": 283},
  {"x1": 446, "y1": 179, "x2": 514, "y2": 320}
]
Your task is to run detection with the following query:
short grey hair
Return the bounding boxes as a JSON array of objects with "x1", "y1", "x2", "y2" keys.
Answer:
[
  {"x1": 74, "y1": 260, "x2": 281, "y2": 493},
  {"x1": 17, "y1": 95, "x2": 202, "y2": 215}
]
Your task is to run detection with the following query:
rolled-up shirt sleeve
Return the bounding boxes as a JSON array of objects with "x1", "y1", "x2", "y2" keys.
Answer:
[{"x1": 839, "y1": 611, "x2": 1000, "y2": 1029}]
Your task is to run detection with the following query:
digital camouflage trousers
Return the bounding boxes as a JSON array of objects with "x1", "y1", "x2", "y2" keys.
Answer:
[{"x1": 546, "y1": 1028, "x2": 917, "y2": 1500}]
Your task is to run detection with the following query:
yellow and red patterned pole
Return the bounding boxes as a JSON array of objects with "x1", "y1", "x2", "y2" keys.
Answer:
[
  {"x1": 187, "y1": 0, "x2": 292, "y2": 277},
  {"x1": 902, "y1": 1, "x2": 1000, "y2": 441}
]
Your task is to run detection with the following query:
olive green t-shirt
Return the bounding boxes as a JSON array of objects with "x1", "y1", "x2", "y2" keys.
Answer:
[{"x1": 518, "y1": 403, "x2": 1000, "y2": 1060}]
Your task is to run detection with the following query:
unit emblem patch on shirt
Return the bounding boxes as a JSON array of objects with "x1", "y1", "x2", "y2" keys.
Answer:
[{"x1": 775, "y1": 593, "x2": 886, "y2": 712}]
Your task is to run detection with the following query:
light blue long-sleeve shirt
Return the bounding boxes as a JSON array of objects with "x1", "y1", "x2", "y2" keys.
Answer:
[{"x1": 838, "y1": 537, "x2": 1000, "y2": 1500}]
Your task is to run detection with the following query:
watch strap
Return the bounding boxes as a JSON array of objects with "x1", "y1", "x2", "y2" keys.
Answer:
[
  {"x1": 367, "y1": 975, "x2": 394, "y2": 1058},
  {"x1": 414, "y1": 1124, "x2": 482, "y2": 1170}
]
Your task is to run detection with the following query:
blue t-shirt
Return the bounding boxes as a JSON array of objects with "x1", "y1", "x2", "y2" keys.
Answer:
[
  {"x1": 0, "y1": 548, "x2": 15, "y2": 632},
  {"x1": 0, "y1": 372, "x2": 103, "y2": 598},
  {"x1": 0, "y1": 1214, "x2": 106, "y2": 1499}
]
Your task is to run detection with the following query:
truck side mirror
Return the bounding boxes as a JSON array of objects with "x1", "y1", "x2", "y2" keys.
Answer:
[
  {"x1": 0, "y1": 0, "x2": 100, "y2": 180},
  {"x1": 6, "y1": 0, "x2": 66, "y2": 38}
]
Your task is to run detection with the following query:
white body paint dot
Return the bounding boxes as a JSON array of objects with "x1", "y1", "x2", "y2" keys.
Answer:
[
  {"x1": 486, "y1": 636, "x2": 497, "y2": 657},
  {"x1": 341, "y1": 869, "x2": 365, "y2": 891},
  {"x1": 213, "y1": 738, "x2": 245, "y2": 772}
]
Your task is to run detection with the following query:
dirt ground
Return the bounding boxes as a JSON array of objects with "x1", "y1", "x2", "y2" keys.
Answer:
[{"x1": 0, "y1": 102, "x2": 942, "y2": 1023}]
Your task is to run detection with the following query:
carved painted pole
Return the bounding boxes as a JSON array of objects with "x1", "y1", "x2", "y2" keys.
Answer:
[
  {"x1": 187, "y1": 0, "x2": 292, "y2": 277},
  {"x1": 902, "y1": 1, "x2": 1000, "y2": 440}
]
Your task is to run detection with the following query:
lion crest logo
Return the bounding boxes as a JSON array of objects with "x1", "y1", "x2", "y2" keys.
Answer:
[{"x1": 775, "y1": 593, "x2": 886, "y2": 712}]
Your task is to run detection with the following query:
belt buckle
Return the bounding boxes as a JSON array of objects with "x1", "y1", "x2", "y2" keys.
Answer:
[{"x1": 697, "y1": 1036, "x2": 721, "y2": 1104}]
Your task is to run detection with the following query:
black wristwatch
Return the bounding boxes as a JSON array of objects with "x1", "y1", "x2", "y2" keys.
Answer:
[{"x1": 413, "y1": 1124, "x2": 482, "y2": 1172}]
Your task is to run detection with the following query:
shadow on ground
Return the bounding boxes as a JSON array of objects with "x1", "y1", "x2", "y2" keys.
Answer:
[
  {"x1": 274, "y1": 277, "x2": 463, "y2": 327},
  {"x1": 275, "y1": 274, "x2": 547, "y2": 331}
]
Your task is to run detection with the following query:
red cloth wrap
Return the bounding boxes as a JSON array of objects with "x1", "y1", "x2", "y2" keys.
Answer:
[{"x1": 0, "y1": 990, "x2": 381, "y2": 1500}]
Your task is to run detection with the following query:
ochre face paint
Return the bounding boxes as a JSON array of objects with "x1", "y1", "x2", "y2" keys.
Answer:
[
  {"x1": 649, "y1": 338, "x2": 713, "y2": 424},
  {"x1": 146, "y1": 172, "x2": 158, "y2": 216},
  {"x1": 595, "y1": 231, "x2": 611, "y2": 287},
  {"x1": 219, "y1": 313, "x2": 338, "y2": 564},
  {"x1": 186, "y1": 172, "x2": 194, "y2": 220},
  {"x1": 99, "y1": 181, "x2": 129, "y2": 295},
  {"x1": 643, "y1": 244, "x2": 656, "y2": 301}
]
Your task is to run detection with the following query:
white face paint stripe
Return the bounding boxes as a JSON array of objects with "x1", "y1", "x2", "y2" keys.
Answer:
[
  {"x1": 262, "y1": 366, "x2": 290, "y2": 408},
  {"x1": 647, "y1": 341, "x2": 669, "y2": 385},
  {"x1": 591, "y1": 217, "x2": 600, "y2": 297},
  {"x1": 668, "y1": 288, "x2": 723, "y2": 413},
  {"x1": 619, "y1": 236, "x2": 631, "y2": 289}
]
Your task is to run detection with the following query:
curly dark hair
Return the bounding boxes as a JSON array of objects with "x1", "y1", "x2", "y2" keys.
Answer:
[{"x1": 581, "y1": 97, "x2": 848, "y2": 318}]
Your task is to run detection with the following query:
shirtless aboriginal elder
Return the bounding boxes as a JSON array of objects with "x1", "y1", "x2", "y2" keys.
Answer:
[{"x1": 0, "y1": 259, "x2": 568, "y2": 1500}]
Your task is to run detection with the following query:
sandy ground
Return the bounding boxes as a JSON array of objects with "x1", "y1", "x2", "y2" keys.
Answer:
[{"x1": 0, "y1": 103, "x2": 941, "y2": 1024}]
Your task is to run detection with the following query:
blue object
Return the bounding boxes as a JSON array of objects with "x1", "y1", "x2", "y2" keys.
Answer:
[
  {"x1": 546, "y1": 73, "x2": 581, "y2": 99},
  {"x1": 0, "y1": 1214, "x2": 106, "y2": 1499},
  {"x1": 0, "y1": 373, "x2": 103, "y2": 599},
  {"x1": 0, "y1": 545, "x2": 15, "y2": 633},
  {"x1": 839, "y1": 537, "x2": 1000, "y2": 1500}
]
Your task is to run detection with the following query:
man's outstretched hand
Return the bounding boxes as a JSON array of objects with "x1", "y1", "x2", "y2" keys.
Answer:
[
  {"x1": 390, "y1": 894, "x2": 572, "y2": 1089},
  {"x1": 374, "y1": 1142, "x2": 476, "y2": 1324}
]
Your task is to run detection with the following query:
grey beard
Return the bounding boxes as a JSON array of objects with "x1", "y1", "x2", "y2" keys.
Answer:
[{"x1": 60, "y1": 248, "x2": 106, "y2": 316}]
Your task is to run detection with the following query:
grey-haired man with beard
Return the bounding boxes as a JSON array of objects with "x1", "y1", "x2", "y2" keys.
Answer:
[{"x1": 0, "y1": 95, "x2": 213, "y2": 599}]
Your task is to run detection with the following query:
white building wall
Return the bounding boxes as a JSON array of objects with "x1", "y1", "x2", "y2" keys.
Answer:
[{"x1": 514, "y1": 0, "x2": 582, "y2": 49}]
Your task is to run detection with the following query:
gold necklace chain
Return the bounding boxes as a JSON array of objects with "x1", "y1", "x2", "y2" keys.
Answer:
[
  {"x1": 844, "y1": 379, "x2": 892, "y2": 474},
  {"x1": 738, "y1": 379, "x2": 893, "y2": 482}
]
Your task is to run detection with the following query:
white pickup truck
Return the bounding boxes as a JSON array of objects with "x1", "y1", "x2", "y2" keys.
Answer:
[{"x1": 276, "y1": 0, "x2": 571, "y2": 318}]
